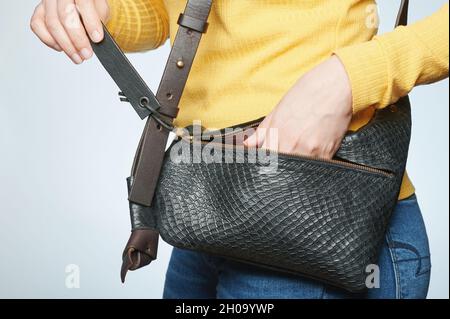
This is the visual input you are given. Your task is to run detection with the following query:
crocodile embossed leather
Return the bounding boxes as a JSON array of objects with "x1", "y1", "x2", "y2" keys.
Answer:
[{"x1": 145, "y1": 98, "x2": 411, "y2": 292}]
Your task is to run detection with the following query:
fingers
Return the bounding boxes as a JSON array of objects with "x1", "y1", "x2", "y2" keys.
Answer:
[
  {"x1": 76, "y1": 0, "x2": 104, "y2": 43},
  {"x1": 244, "y1": 117, "x2": 339, "y2": 159},
  {"x1": 57, "y1": 0, "x2": 93, "y2": 60},
  {"x1": 30, "y1": 3, "x2": 62, "y2": 51},
  {"x1": 31, "y1": 0, "x2": 106, "y2": 64},
  {"x1": 43, "y1": 0, "x2": 83, "y2": 64},
  {"x1": 244, "y1": 116, "x2": 271, "y2": 148},
  {"x1": 261, "y1": 127, "x2": 280, "y2": 152},
  {"x1": 244, "y1": 128, "x2": 267, "y2": 149},
  {"x1": 295, "y1": 136, "x2": 339, "y2": 159}
]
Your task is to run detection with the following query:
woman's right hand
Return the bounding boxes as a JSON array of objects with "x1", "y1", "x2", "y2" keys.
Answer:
[{"x1": 30, "y1": 0, "x2": 110, "y2": 64}]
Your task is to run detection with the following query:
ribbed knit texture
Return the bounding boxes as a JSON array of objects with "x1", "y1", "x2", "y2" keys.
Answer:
[
  {"x1": 107, "y1": 0, "x2": 169, "y2": 51},
  {"x1": 335, "y1": 3, "x2": 449, "y2": 113},
  {"x1": 106, "y1": 0, "x2": 449, "y2": 200}
]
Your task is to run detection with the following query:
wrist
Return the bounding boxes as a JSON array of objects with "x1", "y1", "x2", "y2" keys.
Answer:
[{"x1": 330, "y1": 55, "x2": 353, "y2": 117}]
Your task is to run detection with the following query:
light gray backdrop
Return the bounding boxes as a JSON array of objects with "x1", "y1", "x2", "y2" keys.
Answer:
[{"x1": 0, "y1": 0, "x2": 448, "y2": 299}]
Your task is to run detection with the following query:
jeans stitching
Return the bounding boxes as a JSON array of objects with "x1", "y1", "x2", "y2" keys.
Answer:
[
  {"x1": 388, "y1": 240, "x2": 431, "y2": 276},
  {"x1": 416, "y1": 268, "x2": 432, "y2": 276},
  {"x1": 394, "y1": 257, "x2": 431, "y2": 276},
  {"x1": 386, "y1": 231, "x2": 402, "y2": 299}
]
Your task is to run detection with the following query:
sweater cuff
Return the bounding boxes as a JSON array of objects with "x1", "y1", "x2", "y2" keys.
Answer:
[{"x1": 334, "y1": 39, "x2": 389, "y2": 114}]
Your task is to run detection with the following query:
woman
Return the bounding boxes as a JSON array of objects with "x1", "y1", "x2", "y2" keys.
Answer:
[{"x1": 30, "y1": 0, "x2": 449, "y2": 299}]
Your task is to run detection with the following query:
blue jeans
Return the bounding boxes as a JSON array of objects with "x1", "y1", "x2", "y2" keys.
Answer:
[{"x1": 163, "y1": 195, "x2": 431, "y2": 299}]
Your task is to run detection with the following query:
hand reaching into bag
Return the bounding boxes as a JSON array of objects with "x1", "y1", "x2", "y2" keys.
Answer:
[
  {"x1": 30, "y1": 0, "x2": 110, "y2": 64},
  {"x1": 244, "y1": 55, "x2": 353, "y2": 160}
]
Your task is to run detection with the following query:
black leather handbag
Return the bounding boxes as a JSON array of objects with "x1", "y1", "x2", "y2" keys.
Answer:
[{"x1": 92, "y1": 0, "x2": 412, "y2": 292}]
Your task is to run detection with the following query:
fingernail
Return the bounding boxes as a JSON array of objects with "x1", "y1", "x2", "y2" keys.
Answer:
[
  {"x1": 71, "y1": 53, "x2": 83, "y2": 64},
  {"x1": 54, "y1": 44, "x2": 62, "y2": 51},
  {"x1": 91, "y1": 30, "x2": 102, "y2": 43},
  {"x1": 80, "y1": 48, "x2": 93, "y2": 60}
]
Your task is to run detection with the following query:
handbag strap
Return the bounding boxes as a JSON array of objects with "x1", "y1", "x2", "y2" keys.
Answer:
[
  {"x1": 128, "y1": 0, "x2": 214, "y2": 206},
  {"x1": 397, "y1": 0, "x2": 409, "y2": 27}
]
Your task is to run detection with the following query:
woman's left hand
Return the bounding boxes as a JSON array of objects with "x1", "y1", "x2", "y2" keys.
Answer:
[{"x1": 244, "y1": 55, "x2": 353, "y2": 159}]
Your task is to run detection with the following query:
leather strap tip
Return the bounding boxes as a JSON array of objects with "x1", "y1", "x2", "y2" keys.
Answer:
[
  {"x1": 120, "y1": 262, "x2": 129, "y2": 284},
  {"x1": 120, "y1": 247, "x2": 155, "y2": 283},
  {"x1": 120, "y1": 247, "x2": 135, "y2": 283}
]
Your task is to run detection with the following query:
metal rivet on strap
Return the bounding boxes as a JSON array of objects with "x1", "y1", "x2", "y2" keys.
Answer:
[
  {"x1": 139, "y1": 96, "x2": 150, "y2": 108},
  {"x1": 176, "y1": 59, "x2": 185, "y2": 69}
]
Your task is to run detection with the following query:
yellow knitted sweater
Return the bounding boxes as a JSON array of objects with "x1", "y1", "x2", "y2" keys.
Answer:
[{"x1": 106, "y1": 0, "x2": 449, "y2": 200}]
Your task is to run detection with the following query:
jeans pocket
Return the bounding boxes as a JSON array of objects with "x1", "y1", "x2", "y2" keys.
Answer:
[
  {"x1": 388, "y1": 239, "x2": 431, "y2": 299},
  {"x1": 386, "y1": 195, "x2": 431, "y2": 299}
]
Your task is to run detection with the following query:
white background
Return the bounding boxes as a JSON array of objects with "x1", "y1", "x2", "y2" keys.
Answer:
[{"x1": 0, "y1": 0, "x2": 448, "y2": 299}]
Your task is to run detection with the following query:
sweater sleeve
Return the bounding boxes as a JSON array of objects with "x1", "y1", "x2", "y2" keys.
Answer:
[
  {"x1": 335, "y1": 3, "x2": 449, "y2": 114},
  {"x1": 106, "y1": 0, "x2": 169, "y2": 52}
]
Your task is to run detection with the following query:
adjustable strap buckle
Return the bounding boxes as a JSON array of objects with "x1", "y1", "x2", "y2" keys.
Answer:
[
  {"x1": 119, "y1": 92, "x2": 175, "y2": 131},
  {"x1": 92, "y1": 25, "x2": 162, "y2": 120}
]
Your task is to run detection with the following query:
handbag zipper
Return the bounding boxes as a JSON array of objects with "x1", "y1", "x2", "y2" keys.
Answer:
[
  {"x1": 262, "y1": 149, "x2": 394, "y2": 178},
  {"x1": 176, "y1": 129, "x2": 394, "y2": 178}
]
